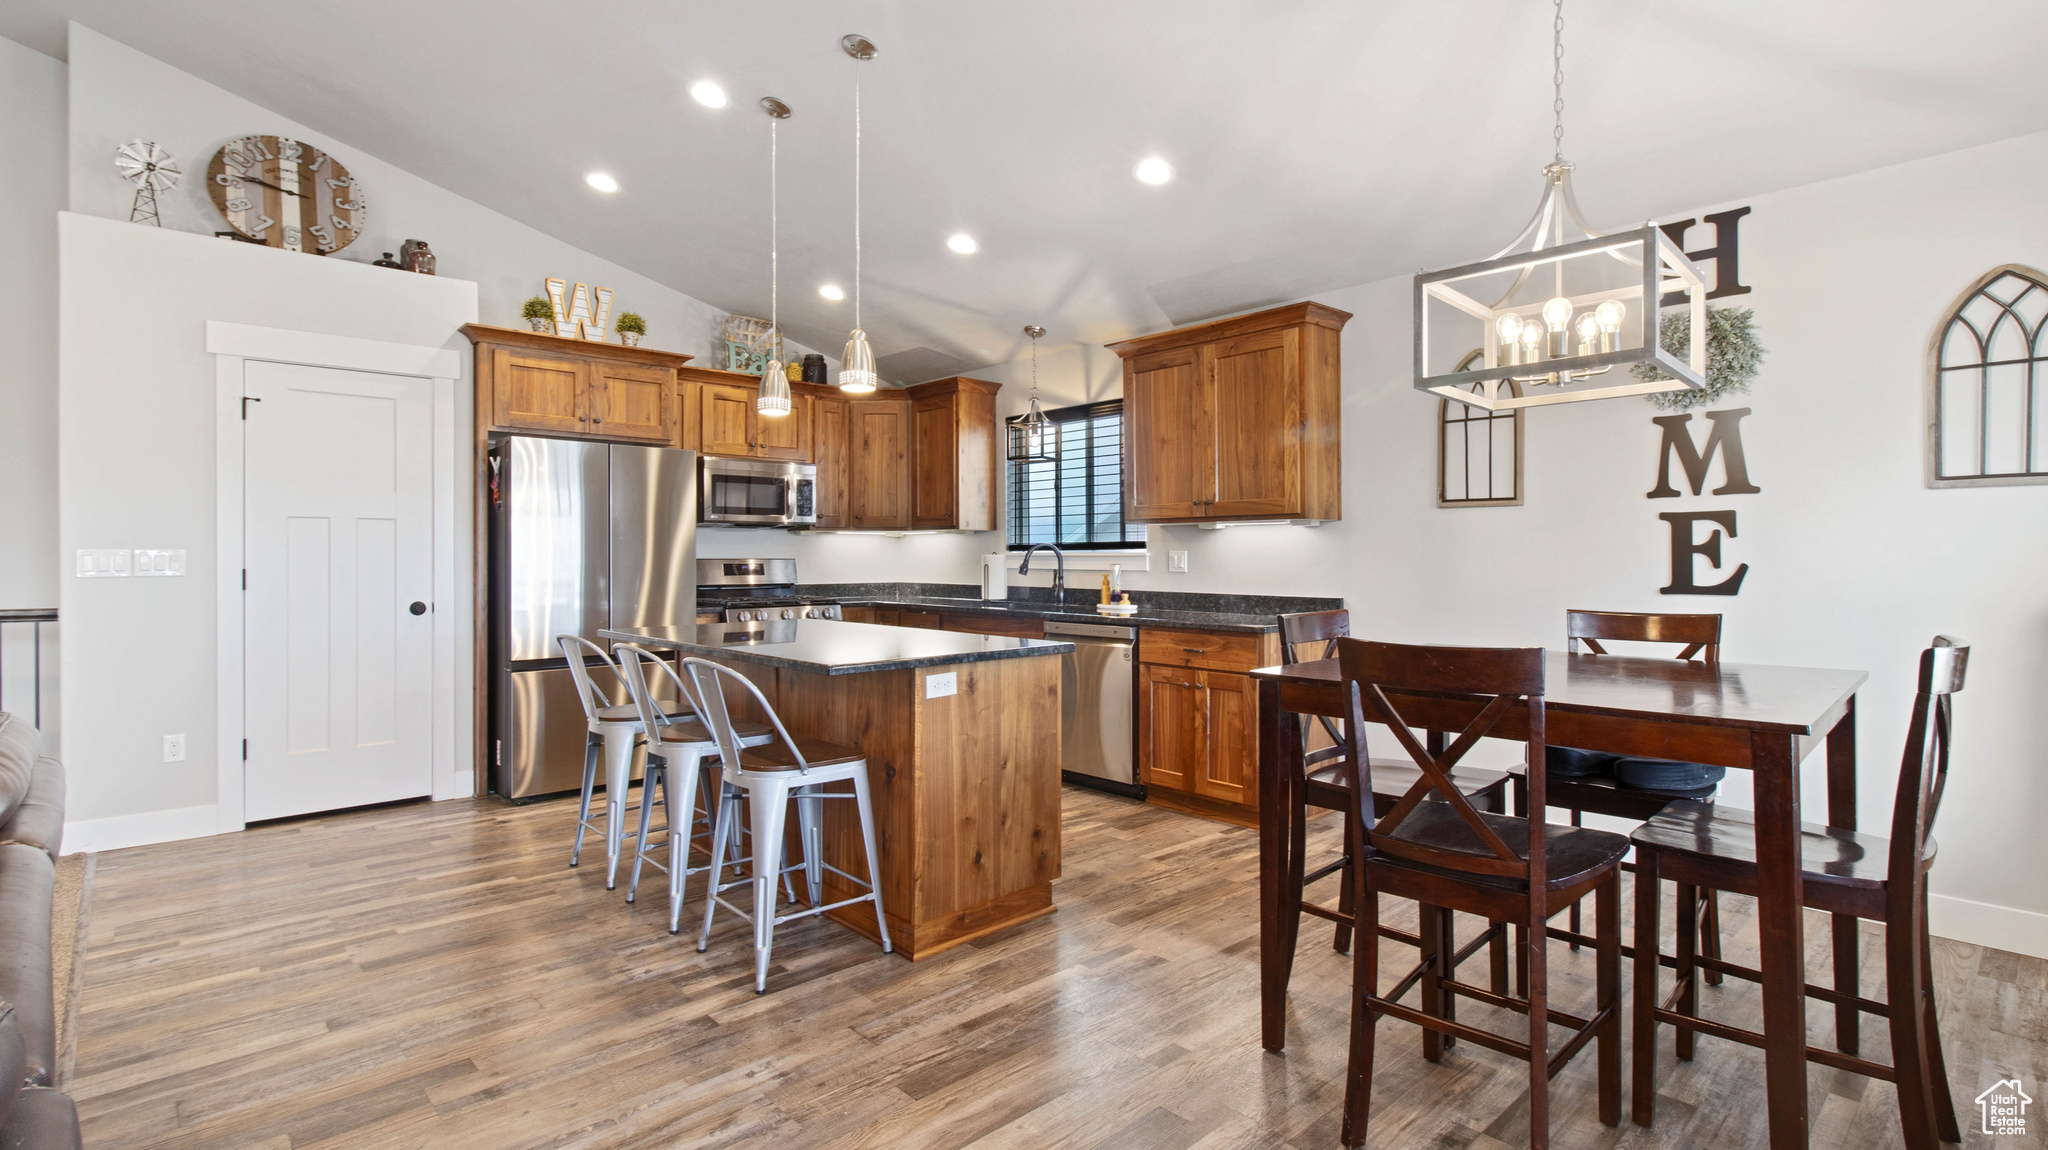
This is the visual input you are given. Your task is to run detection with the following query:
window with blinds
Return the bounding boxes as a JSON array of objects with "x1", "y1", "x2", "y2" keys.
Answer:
[{"x1": 1007, "y1": 401, "x2": 1147, "y2": 551}]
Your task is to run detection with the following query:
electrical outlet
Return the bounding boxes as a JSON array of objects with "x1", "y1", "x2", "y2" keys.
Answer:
[
  {"x1": 1169, "y1": 550, "x2": 1189, "y2": 573},
  {"x1": 162, "y1": 733, "x2": 186, "y2": 763},
  {"x1": 925, "y1": 671, "x2": 957, "y2": 699}
]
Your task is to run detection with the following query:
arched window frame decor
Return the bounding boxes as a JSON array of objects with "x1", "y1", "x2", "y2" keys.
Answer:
[
  {"x1": 1438, "y1": 350, "x2": 1523, "y2": 507},
  {"x1": 1928, "y1": 264, "x2": 2048, "y2": 488}
]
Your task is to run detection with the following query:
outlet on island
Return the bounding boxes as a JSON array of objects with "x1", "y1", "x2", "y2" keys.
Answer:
[
  {"x1": 1169, "y1": 550, "x2": 1189, "y2": 573},
  {"x1": 163, "y1": 733, "x2": 186, "y2": 763}
]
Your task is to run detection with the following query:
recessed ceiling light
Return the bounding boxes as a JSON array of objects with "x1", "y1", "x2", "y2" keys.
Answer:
[
  {"x1": 689, "y1": 80, "x2": 728, "y2": 109},
  {"x1": 585, "y1": 172, "x2": 619, "y2": 193},
  {"x1": 819, "y1": 284, "x2": 846, "y2": 301},
  {"x1": 1133, "y1": 156, "x2": 1175, "y2": 186},
  {"x1": 946, "y1": 233, "x2": 979, "y2": 255}
]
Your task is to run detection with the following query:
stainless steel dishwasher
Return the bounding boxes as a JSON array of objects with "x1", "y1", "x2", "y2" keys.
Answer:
[{"x1": 1043, "y1": 621, "x2": 1139, "y2": 796}]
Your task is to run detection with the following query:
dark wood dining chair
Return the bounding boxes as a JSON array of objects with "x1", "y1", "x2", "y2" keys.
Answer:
[
  {"x1": 1631, "y1": 637, "x2": 1968, "y2": 1149},
  {"x1": 1277, "y1": 611, "x2": 1510, "y2": 994},
  {"x1": 1336, "y1": 638, "x2": 1625, "y2": 1149},
  {"x1": 1512, "y1": 609, "x2": 1725, "y2": 984}
]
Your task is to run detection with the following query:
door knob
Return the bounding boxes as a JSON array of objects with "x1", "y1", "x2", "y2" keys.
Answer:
[{"x1": 409, "y1": 601, "x2": 427, "y2": 616}]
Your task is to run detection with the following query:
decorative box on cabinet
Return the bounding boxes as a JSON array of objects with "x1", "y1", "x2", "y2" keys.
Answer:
[
  {"x1": 1105, "y1": 301, "x2": 1350, "y2": 524},
  {"x1": 465, "y1": 323, "x2": 688, "y2": 445},
  {"x1": 905, "y1": 377, "x2": 1001, "y2": 531}
]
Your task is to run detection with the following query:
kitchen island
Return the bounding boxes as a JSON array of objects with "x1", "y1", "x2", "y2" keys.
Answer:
[{"x1": 600, "y1": 618, "x2": 1070, "y2": 959}]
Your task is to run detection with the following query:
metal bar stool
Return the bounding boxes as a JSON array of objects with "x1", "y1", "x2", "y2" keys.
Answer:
[
  {"x1": 558, "y1": 635, "x2": 689, "y2": 889},
  {"x1": 684, "y1": 658, "x2": 891, "y2": 994},
  {"x1": 613, "y1": 643, "x2": 777, "y2": 927}
]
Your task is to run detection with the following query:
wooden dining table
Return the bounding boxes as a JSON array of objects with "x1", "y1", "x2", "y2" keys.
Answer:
[{"x1": 1252, "y1": 650, "x2": 1868, "y2": 1150}]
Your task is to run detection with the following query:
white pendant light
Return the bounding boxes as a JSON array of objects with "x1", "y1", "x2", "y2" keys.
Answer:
[
  {"x1": 758, "y1": 97, "x2": 792, "y2": 417},
  {"x1": 838, "y1": 34, "x2": 879, "y2": 394},
  {"x1": 1007, "y1": 326, "x2": 1057, "y2": 463},
  {"x1": 1412, "y1": 0, "x2": 1709, "y2": 412}
]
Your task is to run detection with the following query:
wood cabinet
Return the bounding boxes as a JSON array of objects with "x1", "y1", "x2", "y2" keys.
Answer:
[
  {"x1": 1137, "y1": 625, "x2": 1282, "y2": 826},
  {"x1": 905, "y1": 377, "x2": 1001, "y2": 531},
  {"x1": 812, "y1": 394, "x2": 850, "y2": 528},
  {"x1": 896, "y1": 609, "x2": 943, "y2": 629},
  {"x1": 1107, "y1": 301, "x2": 1350, "y2": 525},
  {"x1": 940, "y1": 612, "x2": 1045, "y2": 639},
  {"x1": 847, "y1": 396, "x2": 912, "y2": 530},
  {"x1": 682, "y1": 366, "x2": 814, "y2": 462},
  {"x1": 468, "y1": 324, "x2": 689, "y2": 445}
]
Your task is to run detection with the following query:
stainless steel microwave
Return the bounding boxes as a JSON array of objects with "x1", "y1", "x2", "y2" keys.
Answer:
[{"x1": 700, "y1": 456, "x2": 817, "y2": 527}]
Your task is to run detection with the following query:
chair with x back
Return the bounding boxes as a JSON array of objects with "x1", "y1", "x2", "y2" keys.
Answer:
[
  {"x1": 1335, "y1": 638, "x2": 1625, "y2": 1148},
  {"x1": 1631, "y1": 637, "x2": 1968, "y2": 1149},
  {"x1": 1277, "y1": 611, "x2": 1511, "y2": 996}
]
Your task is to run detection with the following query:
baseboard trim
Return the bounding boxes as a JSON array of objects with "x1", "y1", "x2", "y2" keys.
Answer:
[
  {"x1": 61, "y1": 804, "x2": 220, "y2": 855},
  {"x1": 1929, "y1": 892, "x2": 2048, "y2": 961}
]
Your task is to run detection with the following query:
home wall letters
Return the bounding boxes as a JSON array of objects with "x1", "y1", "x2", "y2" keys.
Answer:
[{"x1": 1649, "y1": 407, "x2": 1760, "y2": 595}]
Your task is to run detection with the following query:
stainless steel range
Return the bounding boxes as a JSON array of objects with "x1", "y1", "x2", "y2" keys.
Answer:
[{"x1": 696, "y1": 558, "x2": 842, "y2": 622}]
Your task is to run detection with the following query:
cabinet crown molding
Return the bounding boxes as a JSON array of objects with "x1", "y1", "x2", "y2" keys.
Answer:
[
  {"x1": 1103, "y1": 301, "x2": 1353, "y2": 359},
  {"x1": 905, "y1": 375, "x2": 1003, "y2": 398},
  {"x1": 460, "y1": 322, "x2": 692, "y2": 368}
]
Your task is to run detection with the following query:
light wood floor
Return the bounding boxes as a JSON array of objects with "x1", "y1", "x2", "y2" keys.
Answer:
[{"x1": 71, "y1": 788, "x2": 2044, "y2": 1149}]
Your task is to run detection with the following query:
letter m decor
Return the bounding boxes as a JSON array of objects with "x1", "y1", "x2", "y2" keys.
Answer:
[{"x1": 1647, "y1": 408, "x2": 1761, "y2": 499}]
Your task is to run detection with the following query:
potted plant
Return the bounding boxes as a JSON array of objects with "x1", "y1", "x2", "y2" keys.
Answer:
[
  {"x1": 520, "y1": 296, "x2": 554, "y2": 334},
  {"x1": 614, "y1": 312, "x2": 647, "y2": 347}
]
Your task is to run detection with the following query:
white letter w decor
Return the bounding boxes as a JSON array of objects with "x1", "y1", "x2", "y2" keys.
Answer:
[{"x1": 546, "y1": 278, "x2": 613, "y2": 342}]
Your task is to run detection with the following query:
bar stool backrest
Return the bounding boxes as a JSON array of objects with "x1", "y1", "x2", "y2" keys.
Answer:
[
  {"x1": 1565, "y1": 610, "x2": 1721, "y2": 663},
  {"x1": 613, "y1": 643, "x2": 707, "y2": 736},
  {"x1": 1336, "y1": 638, "x2": 1547, "y2": 885},
  {"x1": 558, "y1": 634, "x2": 626, "y2": 724},
  {"x1": 1888, "y1": 636, "x2": 1968, "y2": 894},
  {"x1": 681, "y1": 658, "x2": 807, "y2": 780}
]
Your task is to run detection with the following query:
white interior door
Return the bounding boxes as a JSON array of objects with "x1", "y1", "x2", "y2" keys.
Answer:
[{"x1": 243, "y1": 360, "x2": 434, "y2": 821}]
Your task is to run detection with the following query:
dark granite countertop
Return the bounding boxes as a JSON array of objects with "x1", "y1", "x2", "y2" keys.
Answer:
[
  {"x1": 602, "y1": 619, "x2": 1072, "y2": 676},
  {"x1": 836, "y1": 596, "x2": 1292, "y2": 634}
]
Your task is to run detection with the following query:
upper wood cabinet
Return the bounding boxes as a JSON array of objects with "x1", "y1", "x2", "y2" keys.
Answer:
[
  {"x1": 1107, "y1": 301, "x2": 1349, "y2": 524},
  {"x1": 812, "y1": 394, "x2": 851, "y2": 528},
  {"x1": 680, "y1": 365, "x2": 815, "y2": 463},
  {"x1": 846, "y1": 396, "x2": 911, "y2": 529},
  {"x1": 905, "y1": 377, "x2": 1000, "y2": 531},
  {"x1": 464, "y1": 324, "x2": 688, "y2": 446}
]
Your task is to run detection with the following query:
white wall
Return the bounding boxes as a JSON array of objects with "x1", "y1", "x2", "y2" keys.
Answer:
[
  {"x1": 0, "y1": 38, "x2": 66, "y2": 743},
  {"x1": 58, "y1": 213, "x2": 478, "y2": 841}
]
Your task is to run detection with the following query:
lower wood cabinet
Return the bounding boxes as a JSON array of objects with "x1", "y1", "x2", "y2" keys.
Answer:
[
  {"x1": 1137, "y1": 626, "x2": 1280, "y2": 825},
  {"x1": 939, "y1": 613, "x2": 1045, "y2": 639}
]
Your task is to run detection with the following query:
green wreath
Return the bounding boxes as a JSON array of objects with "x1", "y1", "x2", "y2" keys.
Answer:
[{"x1": 1631, "y1": 305, "x2": 1764, "y2": 411}]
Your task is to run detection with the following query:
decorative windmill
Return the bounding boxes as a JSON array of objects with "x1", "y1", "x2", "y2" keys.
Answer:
[{"x1": 114, "y1": 140, "x2": 180, "y2": 226}]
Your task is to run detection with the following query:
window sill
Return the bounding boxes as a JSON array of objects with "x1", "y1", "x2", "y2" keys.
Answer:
[{"x1": 1006, "y1": 550, "x2": 1149, "y2": 573}]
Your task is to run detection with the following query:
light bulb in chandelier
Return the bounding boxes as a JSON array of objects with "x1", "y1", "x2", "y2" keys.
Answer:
[
  {"x1": 1574, "y1": 312, "x2": 1600, "y2": 357},
  {"x1": 1541, "y1": 296, "x2": 1573, "y2": 357},
  {"x1": 839, "y1": 329, "x2": 878, "y2": 393},
  {"x1": 1496, "y1": 312, "x2": 1525, "y2": 366}
]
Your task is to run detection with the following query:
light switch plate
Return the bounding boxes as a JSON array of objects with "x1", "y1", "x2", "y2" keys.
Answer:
[
  {"x1": 1169, "y1": 550, "x2": 1189, "y2": 573},
  {"x1": 925, "y1": 671, "x2": 957, "y2": 699},
  {"x1": 163, "y1": 733, "x2": 186, "y2": 763},
  {"x1": 76, "y1": 549, "x2": 132, "y2": 577},
  {"x1": 134, "y1": 549, "x2": 186, "y2": 577}
]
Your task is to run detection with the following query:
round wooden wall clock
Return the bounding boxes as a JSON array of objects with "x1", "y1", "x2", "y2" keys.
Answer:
[{"x1": 206, "y1": 135, "x2": 367, "y2": 254}]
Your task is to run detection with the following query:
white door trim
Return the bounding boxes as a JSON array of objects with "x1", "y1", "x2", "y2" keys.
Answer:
[{"x1": 211, "y1": 322, "x2": 465, "y2": 835}]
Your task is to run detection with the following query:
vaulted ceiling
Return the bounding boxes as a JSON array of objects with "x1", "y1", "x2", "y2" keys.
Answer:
[{"x1": 7, "y1": 1, "x2": 2046, "y2": 378}]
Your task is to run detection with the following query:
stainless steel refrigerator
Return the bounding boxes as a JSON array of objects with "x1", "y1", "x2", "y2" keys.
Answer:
[{"x1": 488, "y1": 436, "x2": 696, "y2": 799}]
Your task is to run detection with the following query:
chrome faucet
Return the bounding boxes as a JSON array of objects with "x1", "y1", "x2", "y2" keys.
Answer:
[{"x1": 1018, "y1": 543, "x2": 1066, "y2": 603}]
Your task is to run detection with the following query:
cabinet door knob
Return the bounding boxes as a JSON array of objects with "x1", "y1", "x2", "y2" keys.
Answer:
[{"x1": 1183, "y1": 647, "x2": 1207, "y2": 654}]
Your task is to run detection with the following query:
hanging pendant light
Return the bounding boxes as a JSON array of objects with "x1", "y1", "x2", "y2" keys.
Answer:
[
  {"x1": 1008, "y1": 326, "x2": 1058, "y2": 463},
  {"x1": 757, "y1": 97, "x2": 793, "y2": 417},
  {"x1": 1412, "y1": 0, "x2": 1708, "y2": 413},
  {"x1": 838, "y1": 34, "x2": 880, "y2": 394}
]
